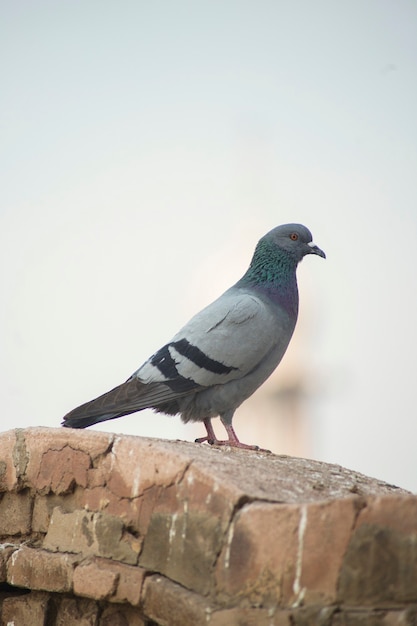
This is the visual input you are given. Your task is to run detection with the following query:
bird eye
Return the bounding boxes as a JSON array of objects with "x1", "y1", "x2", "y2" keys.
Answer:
[{"x1": 290, "y1": 233, "x2": 299, "y2": 241}]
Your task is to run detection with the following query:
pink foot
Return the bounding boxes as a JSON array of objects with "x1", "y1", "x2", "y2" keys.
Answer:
[
  {"x1": 195, "y1": 418, "x2": 218, "y2": 445},
  {"x1": 195, "y1": 435, "x2": 259, "y2": 449},
  {"x1": 195, "y1": 419, "x2": 270, "y2": 452}
]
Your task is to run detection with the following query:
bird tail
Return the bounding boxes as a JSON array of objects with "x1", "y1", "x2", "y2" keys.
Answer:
[{"x1": 62, "y1": 377, "x2": 183, "y2": 429}]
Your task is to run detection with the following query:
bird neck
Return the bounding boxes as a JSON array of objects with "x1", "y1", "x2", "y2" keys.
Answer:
[{"x1": 236, "y1": 239, "x2": 299, "y2": 315}]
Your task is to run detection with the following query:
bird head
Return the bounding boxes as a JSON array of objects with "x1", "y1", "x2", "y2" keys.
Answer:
[{"x1": 264, "y1": 223, "x2": 326, "y2": 263}]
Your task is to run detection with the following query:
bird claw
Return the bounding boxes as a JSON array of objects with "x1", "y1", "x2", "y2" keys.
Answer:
[
  {"x1": 195, "y1": 437, "x2": 269, "y2": 452},
  {"x1": 219, "y1": 441, "x2": 271, "y2": 452},
  {"x1": 216, "y1": 440, "x2": 260, "y2": 450},
  {"x1": 194, "y1": 436, "x2": 218, "y2": 445},
  {"x1": 194, "y1": 436, "x2": 212, "y2": 444},
  {"x1": 196, "y1": 419, "x2": 270, "y2": 451}
]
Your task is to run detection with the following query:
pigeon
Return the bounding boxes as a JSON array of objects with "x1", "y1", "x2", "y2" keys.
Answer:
[{"x1": 62, "y1": 223, "x2": 325, "y2": 449}]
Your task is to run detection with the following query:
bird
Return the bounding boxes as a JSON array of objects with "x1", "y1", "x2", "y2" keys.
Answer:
[{"x1": 62, "y1": 223, "x2": 325, "y2": 449}]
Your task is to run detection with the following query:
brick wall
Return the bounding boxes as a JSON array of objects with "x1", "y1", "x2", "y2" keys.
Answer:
[{"x1": 0, "y1": 427, "x2": 416, "y2": 625}]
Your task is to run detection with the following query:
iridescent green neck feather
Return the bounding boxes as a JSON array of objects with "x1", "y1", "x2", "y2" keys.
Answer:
[{"x1": 236, "y1": 239, "x2": 299, "y2": 316}]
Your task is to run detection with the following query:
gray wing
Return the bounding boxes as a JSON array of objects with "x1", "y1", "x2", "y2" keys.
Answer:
[{"x1": 135, "y1": 289, "x2": 286, "y2": 389}]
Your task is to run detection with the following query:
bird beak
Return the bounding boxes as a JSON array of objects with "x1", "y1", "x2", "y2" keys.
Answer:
[{"x1": 307, "y1": 242, "x2": 326, "y2": 259}]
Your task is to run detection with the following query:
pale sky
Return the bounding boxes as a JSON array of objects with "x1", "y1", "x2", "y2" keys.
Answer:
[{"x1": 1, "y1": 1, "x2": 417, "y2": 490}]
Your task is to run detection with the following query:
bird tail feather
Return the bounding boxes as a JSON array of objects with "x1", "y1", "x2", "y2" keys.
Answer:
[{"x1": 62, "y1": 378, "x2": 183, "y2": 429}]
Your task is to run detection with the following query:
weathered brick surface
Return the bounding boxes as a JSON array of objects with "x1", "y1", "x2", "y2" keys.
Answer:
[
  {"x1": 290, "y1": 498, "x2": 360, "y2": 606},
  {"x1": 73, "y1": 559, "x2": 118, "y2": 600},
  {"x1": 32, "y1": 492, "x2": 72, "y2": 533},
  {"x1": 339, "y1": 527, "x2": 417, "y2": 605},
  {"x1": 215, "y1": 501, "x2": 300, "y2": 607},
  {"x1": 139, "y1": 461, "x2": 240, "y2": 595},
  {"x1": 338, "y1": 495, "x2": 417, "y2": 606},
  {"x1": 356, "y1": 495, "x2": 417, "y2": 533},
  {"x1": 43, "y1": 507, "x2": 140, "y2": 564},
  {"x1": 1, "y1": 590, "x2": 50, "y2": 626},
  {"x1": 108, "y1": 561, "x2": 146, "y2": 606},
  {"x1": 55, "y1": 596, "x2": 100, "y2": 626},
  {"x1": 0, "y1": 491, "x2": 33, "y2": 535},
  {"x1": 0, "y1": 427, "x2": 415, "y2": 626},
  {"x1": 0, "y1": 429, "x2": 22, "y2": 491},
  {"x1": 72, "y1": 558, "x2": 145, "y2": 605},
  {"x1": 22, "y1": 428, "x2": 113, "y2": 492},
  {"x1": 7, "y1": 545, "x2": 77, "y2": 592},
  {"x1": 142, "y1": 574, "x2": 213, "y2": 626},
  {"x1": 104, "y1": 435, "x2": 194, "y2": 498},
  {"x1": 36, "y1": 446, "x2": 90, "y2": 494},
  {"x1": 99, "y1": 604, "x2": 146, "y2": 626},
  {"x1": 214, "y1": 497, "x2": 358, "y2": 611}
]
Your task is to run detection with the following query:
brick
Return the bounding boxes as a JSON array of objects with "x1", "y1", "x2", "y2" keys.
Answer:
[
  {"x1": 99, "y1": 605, "x2": 146, "y2": 626},
  {"x1": 43, "y1": 507, "x2": 140, "y2": 564},
  {"x1": 1, "y1": 590, "x2": 50, "y2": 626},
  {"x1": 0, "y1": 429, "x2": 27, "y2": 491},
  {"x1": 7, "y1": 546, "x2": 76, "y2": 592},
  {"x1": 106, "y1": 493, "x2": 142, "y2": 529},
  {"x1": 104, "y1": 435, "x2": 194, "y2": 499},
  {"x1": 32, "y1": 490, "x2": 88, "y2": 532},
  {"x1": 55, "y1": 596, "x2": 100, "y2": 626},
  {"x1": 87, "y1": 465, "x2": 107, "y2": 488},
  {"x1": 339, "y1": 524, "x2": 417, "y2": 605},
  {"x1": 36, "y1": 446, "x2": 90, "y2": 494},
  {"x1": 32, "y1": 493, "x2": 64, "y2": 533},
  {"x1": 73, "y1": 559, "x2": 118, "y2": 600},
  {"x1": 0, "y1": 490, "x2": 33, "y2": 535},
  {"x1": 0, "y1": 431, "x2": 17, "y2": 491},
  {"x1": 186, "y1": 444, "x2": 406, "y2": 503},
  {"x1": 74, "y1": 559, "x2": 146, "y2": 606},
  {"x1": 142, "y1": 574, "x2": 214, "y2": 626},
  {"x1": 32, "y1": 494, "x2": 53, "y2": 532},
  {"x1": 215, "y1": 502, "x2": 300, "y2": 607},
  {"x1": 287, "y1": 498, "x2": 358, "y2": 606},
  {"x1": 135, "y1": 483, "x2": 163, "y2": 536},
  {"x1": 81, "y1": 485, "x2": 142, "y2": 532},
  {"x1": 339, "y1": 496, "x2": 417, "y2": 605},
  {"x1": 356, "y1": 495, "x2": 417, "y2": 534},
  {"x1": 43, "y1": 508, "x2": 93, "y2": 554},
  {"x1": 23, "y1": 427, "x2": 113, "y2": 491},
  {"x1": 109, "y1": 561, "x2": 146, "y2": 606},
  {"x1": 81, "y1": 485, "x2": 112, "y2": 512},
  {"x1": 94, "y1": 511, "x2": 140, "y2": 563},
  {"x1": 72, "y1": 557, "x2": 145, "y2": 605},
  {"x1": 0, "y1": 429, "x2": 31, "y2": 493},
  {"x1": 139, "y1": 462, "x2": 239, "y2": 595}
]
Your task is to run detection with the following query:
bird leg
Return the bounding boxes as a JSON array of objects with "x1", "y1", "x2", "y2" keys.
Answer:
[
  {"x1": 195, "y1": 418, "x2": 264, "y2": 451},
  {"x1": 222, "y1": 422, "x2": 261, "y2": 450},
  {"x1": 195, "y1": 418, "x2": 218, "y2": 445}
]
